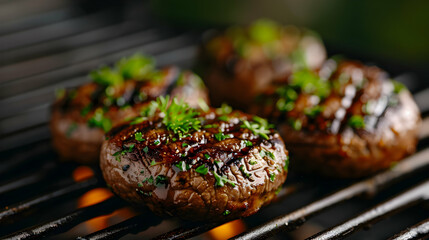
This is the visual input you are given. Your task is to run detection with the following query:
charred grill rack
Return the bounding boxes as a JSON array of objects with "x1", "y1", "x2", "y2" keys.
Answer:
[{"x1": 0, "y1": 1, "x2": 428, "y2": 239}]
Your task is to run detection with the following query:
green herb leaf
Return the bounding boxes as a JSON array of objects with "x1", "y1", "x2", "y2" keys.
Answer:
[
  {"x1": 284, "y1": 155, "x2": 290, "y2": 171},
  {"x1": 249, "y1": 160, "x2": 257, "y2": 165},
  {"x1": 204, "y1": 153, "x2": 211, "y2": 160},
  {"x1": 156, "y1": 96, "x2": 201, "y2": 136},
  {"x1": 392, "y1": 80, "x2": 406, "y2": 94},
  {"x1": 142, "y1": 176, "x2": 154, "y2": 184},
  {"x1": 196, "y1": 165, "x2": 208, "y2": 175},
  {"x1": 243, "y1": 140, "x2": 253, "y2": 147},
  {"x1": 249, "y1": 19, "x2": 280, "y2": 43},
  {"x1": 348, "y1": 115, "x2": 365, "y2": 129},
  {"x1": 117, "y1": 54, "x2": 155, "y2": 80},
  {"x1": 240, "y1": 116, "x2": 273, "y2": 140},
  {"x1": 135, "y1": 132, "x2": 145, "y2": 141},
  {"x1": 239, "y1": 165, "x2": 251, "y2": 178},
  {"x1": 291, "y1": 69, "x2": 330, "y2": 99},
  {"x1": 304, "y1": 105, "x2": 324, "y2": 118},
  {"x1": 155, "y1": 175, "x2": 168, "y2": 186},
  {"x1": 87, "y1": 108, "x2": 112, "y2": 132},
  {"x1": 153, "y1": 139, "x2": 161, "y2": 145},
  {"x1": 223, "y1": 210, "x2": 231, "y2": 216},
  {"x1": 80, "y1": 104, "x2": 92, "y2": 116},
  {"x1": 90, "y1": 66, "x2": 124, "y2": 86},
  {"x1": 216, "y1": 103, "x2": 233, "y2": 115},
  {"x1": 143, "y1": 146, "x2": 149, "y2": 153},
  {"x1": 269, "y1": 172, "x2": 276, "y2": 182},
  {"x1": 212, "y1": 171, "x2": 236, "y2": 187}
]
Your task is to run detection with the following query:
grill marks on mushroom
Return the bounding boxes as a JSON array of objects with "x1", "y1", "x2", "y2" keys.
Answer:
[
  {"x1": 51, "y1": 64, "x2": 209, "y2": 164},
  {"x1": 250, "y1": 60, "x2": 421, "y2": 178},
  {"x1": 100, "y1": 108, "x2": 289, "y2": 221}
]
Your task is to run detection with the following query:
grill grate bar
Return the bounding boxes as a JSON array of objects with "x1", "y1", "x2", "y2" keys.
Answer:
[
  {"x1": 389, "y1": 218, "x2": 429, "y2": 240},
  {"x1": 153, "y1": 222, "x2": 222, "y2": 240},
  {"x1": 1, "y1": 197, "x2": 123, "y2": 240},
  {"x1": 0, "y1": 178, "x2": 98, "y2": 224},
  {"x1": 0, "y1": 9, "x2": 119, "y2": 53},
  {"x1": 0, "y1": 161, "x2": 57, "y2": 196},
  {"x1": 151, "y1": 183, "x2": 303, "y2": 240},
  {"x1": 78, "y1": 212, "x2": 164, "y2": 240},
  {"x1": 230, "y1": 148, "x2": 429, "y2": 240},
  {"x1": 307, "y1": 180, "x2": 429, "y2": 240}
]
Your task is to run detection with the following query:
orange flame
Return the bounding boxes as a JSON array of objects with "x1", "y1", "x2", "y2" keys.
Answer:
[
  {"x1": 73, "y1": 166, "x2": 135, "y2": 232},
  {"x1": 72, "y1": 166, "x2": 94, "y2": 182},
  {"x1": 208, "y1": 219, "x2": 246, "y2": 240}
]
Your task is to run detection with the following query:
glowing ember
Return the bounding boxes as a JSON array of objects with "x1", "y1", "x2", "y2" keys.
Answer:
[
  {"x1": 208, "y1": 219, "x2": 246, "y2": 240},
  {"x1": 72, "y1": 166, "x2": 94, "y2": 182},
  {"x1": 78, "y1": 188, "x2": 113, "y2": 230}
]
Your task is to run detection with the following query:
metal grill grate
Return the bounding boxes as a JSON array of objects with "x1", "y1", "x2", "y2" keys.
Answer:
[{"x1": 1, "y1": 1, "x2": 428, "y2": 239}]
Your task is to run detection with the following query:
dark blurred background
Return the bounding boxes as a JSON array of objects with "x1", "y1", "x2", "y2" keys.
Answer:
[{"x1": 149, "y1": 0, "x2": 429, "y2": 91}]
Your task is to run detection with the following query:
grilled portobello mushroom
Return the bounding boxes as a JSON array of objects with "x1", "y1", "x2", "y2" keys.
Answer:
[
  {"x1": 250, "y1": 60, "x2": 421, "y2": 178},
  {"x1": 100, "y1": 97, "x2": 289, "y2": 221},
  {"x1": 50, "y1": 54, "x2": 209, "y2": 164},
  {"x1": 199, "y1": 19, "x2": 326, "y2": 109}
]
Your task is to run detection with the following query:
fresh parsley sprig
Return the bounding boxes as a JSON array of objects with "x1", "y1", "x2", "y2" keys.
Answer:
[
  {"x1": 157, "y1": 96, "x2": 202, "y2": 137},
  {"x1": 241, "y1": 116, "x2": 274, "y2": 140}
]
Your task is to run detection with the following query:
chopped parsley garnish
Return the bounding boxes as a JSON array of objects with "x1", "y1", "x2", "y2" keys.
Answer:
[
  {"x1": 66, "y1": 122, "x2": 78, "y2": 138},
  {"x1": 348, "y1": 115, "x2": 365, "y2": 129},
  {"x1": 392, "y1": 80, "x2": 406, "y2": 94},
  {"x1": 216, "y1": 103, "x2": 233, "y2": 115},
  {"x1": 87, "y1": 108, "x2": 112, "y2": 132},
  {"x1": 269, "y1": 172, "x2": 276, "y2": 182},
  {"x1": 142, "y1": 176, "x2": 154, "y2": 184},
  {"x1": 249, "y1": 160, "x2": 257, "y2": 165},
  {"x1": 204, "y1": 153, "x2": 211, "y2": 160},
  {"x1": 275, "y1": 186, "x2": 282, "y2": 195},
  {"x1": 290, "y1": 69, "x2": 330, "y2": 99},
  {"x1": 218, "y1": 115, "x2": 229, "y2": 121},
  {"x1": 239, "y1": 165, "x2": 251, "y2": 178},
  {"x1": 156, "y1": 96, "x2": 201, "y2": 137},
  {"x1": 80, "y1": 104, "x2": 92, "y2": 116},
  {"x1": 276, "y1": 98, "x2": 295, "y2": 112},
  {"x1": 276, "y1": 86, "x2": 298, "y2": 112},
  {"x1": 259, "y1": 150, "x2": 275, "y2": 160},
  {"x1": 197, "y1": 98, "x2": 210, "y2": 112},
  {"x1": 241, "y1": 116, "x2": 273, "y2": 140},
  {"x1": 153, "y1": 139, "x2": 161, "y2": 145},
  {"x1": 155, "y1": 175, "x2": 168, "y2": 186},
  {"x1": 284, "y1": 155, "x2": 290, "y2": 171},
  {"x1": 116, "y1": 54, "x2": 155, "y2": 80},
  {"x1": 134, "y1": 132, "x2": 145, "y2": 141},
  {"x1": 223, "y1": 210, "x2": 231, "y2": 216},
  {"x1": 304, "y1": 105, "x2": 324, "y2": 118},
  {"x1": 204, "y1": 124, "x2": 219, "y2": 129},
  {"x1": 243, "y1": 140, "x2": 253, "y2": 147},
  {"x1": 182, "y1": 143, "x2": 189, "y2": 147},
  {"x1": 150, "y1": 160, "x2": 156, "y2": 166},
  {"x1": 174, "y1": 161, "x2": 190, "y2": 171},
  {"x1": 289, "y1": 118, "x2": 302, "y2": 131},
  {"x1": 214, "y1": 132, "x2": 228, "y2": 141},
  {"x1": 212, "y1": 171, "x2": 236, "y2": 187},
  {"x1": 112, "y1": 144, "x2": 135, "y2": 162},
  {"x1": 196, "y1": 165, "x2": 208, "y2": 175},
  {"x1": 143, "y1": 146, "x2": 149, "y2": 153},
  {"x1": 90, "y1": 66, "x2": 124, "y2": 86},
  {"x1": 249, "y1": 19, "x2": 280, "y2": 43}
]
